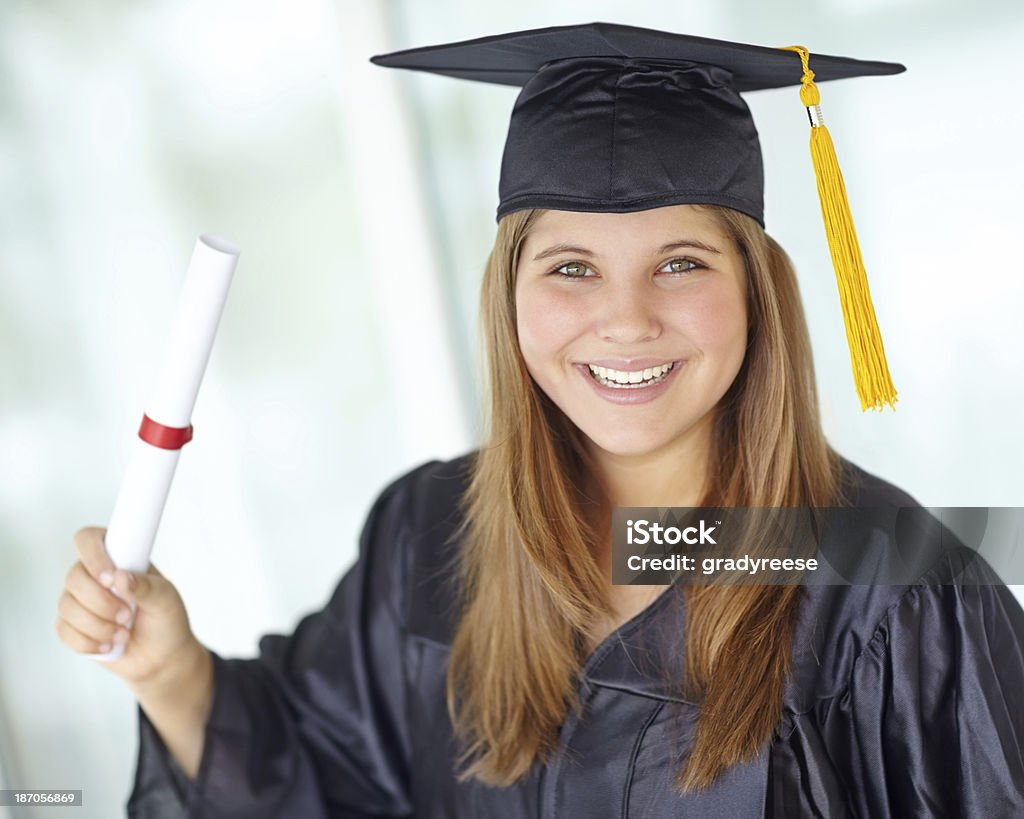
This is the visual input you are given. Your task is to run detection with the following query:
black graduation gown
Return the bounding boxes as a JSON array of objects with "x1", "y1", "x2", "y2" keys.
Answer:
[{"x1": 126, "y1": 454, "x2": 1024, "y2": 818}]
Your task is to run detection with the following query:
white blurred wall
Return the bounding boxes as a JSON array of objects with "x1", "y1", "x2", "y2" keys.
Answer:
[{"x1": 0, "y1": 0, "x2": 1021, "y2": 815}]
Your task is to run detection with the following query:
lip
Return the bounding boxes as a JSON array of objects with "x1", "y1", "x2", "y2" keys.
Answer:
[{"x1": 574, "y1": 360, "x2": 684, "y2": 405}]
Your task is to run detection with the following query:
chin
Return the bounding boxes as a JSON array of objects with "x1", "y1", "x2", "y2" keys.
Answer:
[
  {"x1": 568, "y1": 401, "x2": 718, "y2": 462},
  {"x1": 581, "y1": 426, "x2": 680, "y2": 460}
]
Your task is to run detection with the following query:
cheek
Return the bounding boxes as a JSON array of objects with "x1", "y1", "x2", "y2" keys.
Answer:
[
  {"x1": 677, "y1": 285, "x2": 748, "y2": 355},
  {"x1": 516, "y1": 285, "x2": 588, "y2": 365}
]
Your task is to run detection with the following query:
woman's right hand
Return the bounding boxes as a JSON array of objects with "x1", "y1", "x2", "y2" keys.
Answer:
[
  {"x1": 58, "y1": 527, "x2": 215, "y2": 778},
  {"x1": 56, "y1": 526, "x2": 203, "y2": 693}
]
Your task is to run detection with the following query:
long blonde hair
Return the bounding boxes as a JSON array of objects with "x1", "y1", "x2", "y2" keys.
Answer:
[{"x1": 446, "y1": 206, "x2": 841, "y2": 791}]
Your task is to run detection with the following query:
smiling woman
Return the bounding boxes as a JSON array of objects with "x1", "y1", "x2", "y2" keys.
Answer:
[
  {"x1": 516, "y1": 206, "x2": 748, "y2": 480},
  {"x1": 452, "y1": 198, "x2": 847, "y2": 799},
  {"x1": 56, "y1": 21, "x2": 1024, "y2": 819}
]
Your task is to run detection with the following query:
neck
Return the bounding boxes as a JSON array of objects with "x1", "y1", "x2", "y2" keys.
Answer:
[{"x1": 587, "y1": 417, "x2": 713, "y2": 509}]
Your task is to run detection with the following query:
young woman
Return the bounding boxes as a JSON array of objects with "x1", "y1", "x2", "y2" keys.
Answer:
[{"x1": 57, "y1": 24, "x2": 1024, "y2": 818}]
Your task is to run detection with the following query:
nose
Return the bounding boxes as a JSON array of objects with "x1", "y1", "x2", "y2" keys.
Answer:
[{"x1": 595, "y1": 279, "x2": 662, "y2": 345}]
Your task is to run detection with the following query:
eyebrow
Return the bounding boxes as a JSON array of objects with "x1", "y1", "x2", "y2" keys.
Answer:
[{"x1": 531, "y1": 238, "x2": 723, "y2": 262}]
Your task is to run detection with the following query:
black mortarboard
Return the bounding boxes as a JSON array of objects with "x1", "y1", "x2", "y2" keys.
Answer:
[
  {"x1": 371, "y1": 23, "x2": 904, "y2": 411},
  {"x1": 371, "y1": 23, "x2": 903, "y2": 226}
]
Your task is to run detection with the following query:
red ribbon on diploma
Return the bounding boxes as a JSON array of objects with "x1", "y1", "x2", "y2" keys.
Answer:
[{"x1": 138, "y1": 415, "x2": 194, "y2": 450}]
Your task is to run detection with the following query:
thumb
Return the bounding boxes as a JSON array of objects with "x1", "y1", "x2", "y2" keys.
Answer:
[{"x1": 113, "y1": 566, "x2": 178, "y2": 615}]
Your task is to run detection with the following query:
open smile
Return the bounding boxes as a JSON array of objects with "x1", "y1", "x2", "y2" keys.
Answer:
[
  {"x1": 574, "y1": 360, "x2": 684, "y2": 405},
  {"x1": 586, "y1": 362, "x2": 675, "y2": 389}
]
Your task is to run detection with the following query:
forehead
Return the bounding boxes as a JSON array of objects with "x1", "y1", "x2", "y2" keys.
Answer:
[{"x1": 524, "y1": 205, "x2": 729, "y2": 248}]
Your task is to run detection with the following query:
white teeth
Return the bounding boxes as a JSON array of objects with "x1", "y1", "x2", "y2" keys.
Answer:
[{"x1": 585, "y1": 362, "x2": 675, "y2": 389}]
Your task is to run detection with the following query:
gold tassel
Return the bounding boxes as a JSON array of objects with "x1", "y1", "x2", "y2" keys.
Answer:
[{"x1": 782, "y1": 46, "x2": 897, "y2": 412}]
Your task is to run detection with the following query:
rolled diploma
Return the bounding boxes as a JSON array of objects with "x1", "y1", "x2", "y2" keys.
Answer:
[{"x1": 93, "y1": 234, "x2": 239, "y2": 661}]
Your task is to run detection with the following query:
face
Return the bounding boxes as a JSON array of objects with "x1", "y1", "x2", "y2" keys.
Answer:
[{"x1": 515, "y1": 205, "x2": 748, "y2": 463}]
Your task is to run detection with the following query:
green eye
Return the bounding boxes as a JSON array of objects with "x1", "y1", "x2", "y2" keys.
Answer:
[
  {"x1": 661, "y1": 258, "x2": 702, "y2": 275},
  {"x1": 555, "y1": 262, "x2": 591, "y2": 278}
]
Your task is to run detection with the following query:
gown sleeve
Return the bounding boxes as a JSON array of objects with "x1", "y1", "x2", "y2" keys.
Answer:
[
  {"x1": 126, "y1": 463, "x2": 436, "y2": 819},
  {"x1": 801, "y1": 555, "x2": 1024, "y2": 818}
]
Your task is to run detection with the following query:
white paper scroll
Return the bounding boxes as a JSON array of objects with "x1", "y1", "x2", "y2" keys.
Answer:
[{"x1": 92, "y1": 234, "x2": 239, "y2": 662}]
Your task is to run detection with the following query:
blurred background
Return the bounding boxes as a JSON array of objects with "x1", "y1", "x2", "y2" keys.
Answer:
[{"x1": 1, "y1": 0, "x2": 1022, "y2": 815}]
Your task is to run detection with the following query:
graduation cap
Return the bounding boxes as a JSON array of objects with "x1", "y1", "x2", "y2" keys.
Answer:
[{"x1": 371, "y1": 22, "x2": 903, "y2": 411}]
